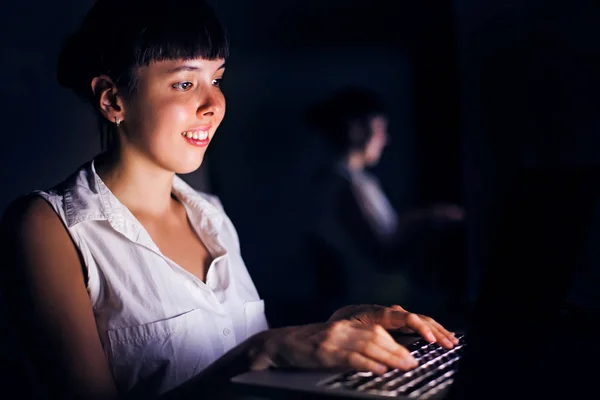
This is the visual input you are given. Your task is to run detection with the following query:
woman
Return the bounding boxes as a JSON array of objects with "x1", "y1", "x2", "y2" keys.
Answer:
[
  {"x1": 305, "y1": 88, "x2": 465, "y2": 316},
  {"x1": 0, "y1": 1, "x2": 458, "y2": 398}
]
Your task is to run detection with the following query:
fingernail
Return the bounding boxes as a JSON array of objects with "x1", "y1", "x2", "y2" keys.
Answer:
[
  {"x1": 426, "y1": 332, "x2": 436, "y2": 343},
  {"x1": 443, "y1": 338, "x2": 454, "y2": 347}
]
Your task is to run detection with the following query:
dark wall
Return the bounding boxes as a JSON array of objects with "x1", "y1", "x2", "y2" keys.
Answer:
[{"x1": 457, "y1": 0, "x2": 600, "y2": 301}]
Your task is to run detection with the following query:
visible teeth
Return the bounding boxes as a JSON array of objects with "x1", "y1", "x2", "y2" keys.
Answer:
[{"x1": 181, "y1": 131, "x2": 209, "y2": 140}]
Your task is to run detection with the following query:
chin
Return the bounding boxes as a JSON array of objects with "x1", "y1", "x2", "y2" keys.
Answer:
[{"x1": 172, "y1": 155, "x2": 205, "y2": 175}]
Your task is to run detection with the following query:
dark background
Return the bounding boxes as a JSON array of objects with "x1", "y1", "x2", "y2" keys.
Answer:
[{"x1": 1, "y1": 0, "x2": 599, "y2": 328}]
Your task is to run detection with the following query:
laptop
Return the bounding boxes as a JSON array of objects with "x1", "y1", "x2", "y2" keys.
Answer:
[{"x1": 231, "y1": 165, "x2": 600, "y2": 400}]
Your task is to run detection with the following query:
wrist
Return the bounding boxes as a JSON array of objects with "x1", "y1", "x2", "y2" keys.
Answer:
[{"x1": 247, "y1": 329, "x2": 275, "y2": 371}]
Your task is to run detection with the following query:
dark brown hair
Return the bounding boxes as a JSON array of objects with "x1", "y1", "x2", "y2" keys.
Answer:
[
  {"x1": 305, "y1": 87, "x2": 387, "y2": 155},
  {"x1": 57, "y1": 0, "x2": 229, "y2": 148}
]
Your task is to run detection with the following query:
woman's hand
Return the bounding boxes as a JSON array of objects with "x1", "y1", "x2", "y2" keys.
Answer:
[
  {"x1": 249, "y1": 320, "x2": 419, "y2": 375},
  {"x1": 328, "y1": 304, "x2": 459, "y2": 349}
]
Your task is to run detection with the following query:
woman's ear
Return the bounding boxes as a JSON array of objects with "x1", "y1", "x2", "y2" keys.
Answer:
[{"x1": 91, "y1": 75, "x2": 125, "y2": 125}]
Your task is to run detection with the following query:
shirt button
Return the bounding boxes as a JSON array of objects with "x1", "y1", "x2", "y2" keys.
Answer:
[{"x1": 223, "y1": 328, "x2": 232, "y2": 336}]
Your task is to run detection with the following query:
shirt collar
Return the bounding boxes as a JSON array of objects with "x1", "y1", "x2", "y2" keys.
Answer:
[
  {"x1": 62, "y1": 160, "x2": 224, "y2": 245},
  {"x1": 171, "y1": 174, "x2": 224, "y2": 236}
]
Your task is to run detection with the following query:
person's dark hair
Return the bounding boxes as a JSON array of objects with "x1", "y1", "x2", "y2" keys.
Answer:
[
  {"x1": 57, "y1": 0, "x2": 229, "y2": 148},
  {"x1": 304, "y1": 87, "x2": 387, "y2": 156}
]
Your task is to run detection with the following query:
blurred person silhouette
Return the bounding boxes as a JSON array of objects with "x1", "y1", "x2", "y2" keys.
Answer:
[{"x1": 304, "y1": 87, "x2": 466, "y2": 320}]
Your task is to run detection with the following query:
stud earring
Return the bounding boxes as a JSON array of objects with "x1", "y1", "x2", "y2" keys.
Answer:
[{"x1": 115, "y1": 117, "x2": 121, "y2": 127}]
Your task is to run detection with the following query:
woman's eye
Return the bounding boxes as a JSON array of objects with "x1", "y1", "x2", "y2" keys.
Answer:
[
  {"x1": 211, "y1": 78, "x2": 222, "y2": 87},
  {"x1": 173, "y1": 82, "x2": 193, "y2": 91}
]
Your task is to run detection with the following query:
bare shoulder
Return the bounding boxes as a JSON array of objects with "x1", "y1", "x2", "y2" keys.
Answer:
[
  {"x1": 1, "y1": 193, "x2": 82, "y2": 283},
  {"x1": 2, "y1": 194, "x2": 64, "y2": 238}
]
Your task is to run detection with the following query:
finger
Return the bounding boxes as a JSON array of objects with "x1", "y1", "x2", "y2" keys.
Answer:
[
  {"x1": 351, "y1": 338, "x2": 417, "y2": 371},
  {"x1": 425, "y1": 323, "x2": 455, "y2": 349},
  {"x1": 360, "y1": 324, "x2": 416, "y2": 366},
  {"x1": 404, "y1": 313, "x2": 437, "y2": 343},
  {"x1": 345, "y1": 325, "x2": 417, "y2": 371},
  {"x1": 388, "y1": 308, "x2": 456, "y2": 347},
  {"x1": 339, "y1": 322, "x2": 395, "y2": 351},
  {"x1": 315, "y1": 334, "x2": 392, "y2": 375},
  {"x1": 347, "y1": 351, "x2": 388, "y2": 375},
  {"x1": 415, "y1": 315, "x2": 457, "y2": 346},
  {"x1": 399, "y1": 314, "x2": 455, "y2": 349},
  {"x1": 315, "y1": 321, "x2": 418, "y2": 373},
  {"x1": 425, "y1": 318, "x2": 459, "y2": 345}
]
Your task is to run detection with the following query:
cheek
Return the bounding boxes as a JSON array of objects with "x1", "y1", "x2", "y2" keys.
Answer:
[
  {"x1": 366, "y1": 139, "x2": 383, "y2": 158},
  {"x1": 171, "y1": 104, "x2": 193, "y2": 126},
  {"x1": 215, "y1": 93, "x2": 226, "y2": 124},
  {"x1": 130, "y1": 90, "x2": 226, "y2": 140},
  {"x1": 371, "y1": 133, "x2": 386, "y2": 151},
  {"x1": 143, "y1": 101, "x2": 191, "y2": 134},
  {"x1": 366, "y1": 146, "x2": 379, "y2": 159}
]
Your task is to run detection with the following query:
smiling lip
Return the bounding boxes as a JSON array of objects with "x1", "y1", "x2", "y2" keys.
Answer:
[
  {"x1": 181, "y1": 125, "x2": 211, "y2": 147},
  {"x1": 184, "y1": 125, "x2": 212, "y2": 134},
  {"x1": 183, "y1": 135, "x2": 210, "y2": 147}
]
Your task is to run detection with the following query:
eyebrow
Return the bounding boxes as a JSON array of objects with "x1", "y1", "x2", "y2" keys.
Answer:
[{"x1": 166, "y1": 62, "x2": 226, "y2": 74}]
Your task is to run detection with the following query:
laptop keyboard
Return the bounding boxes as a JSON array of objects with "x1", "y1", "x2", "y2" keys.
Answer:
[{"x1": 322, "y1": 334, "x2": 466, "y2": 399}]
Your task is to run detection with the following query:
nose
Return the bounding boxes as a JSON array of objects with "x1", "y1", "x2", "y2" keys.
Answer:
[{"x1": 196, "y1": 87, "x2": 222, "y2": 117}]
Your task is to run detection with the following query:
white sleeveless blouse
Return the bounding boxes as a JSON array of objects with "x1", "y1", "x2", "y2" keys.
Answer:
[{"x1": 35, "y1": 160, "x2": 269, "y2": 397}]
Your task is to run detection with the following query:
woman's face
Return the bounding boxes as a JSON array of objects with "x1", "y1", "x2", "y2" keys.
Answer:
[
  {"x1": 363, "y1": 115, "x2": 389, "y2": 166},
  {"x1": 120, "y1": 58, "x2": 226, "y2": 174}
]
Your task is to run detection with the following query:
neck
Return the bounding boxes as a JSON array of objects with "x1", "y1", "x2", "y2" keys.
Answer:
[
  {"x1": 95, "y1": 147, "x2": 177, "y2": 218},
  {"x1": 345, "y1": 152, "x2": 366, "y2": 172}
]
